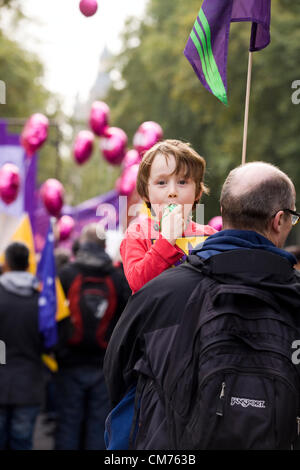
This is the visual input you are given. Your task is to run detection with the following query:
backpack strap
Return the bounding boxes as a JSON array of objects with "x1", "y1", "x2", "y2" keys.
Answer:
[
  {"x1": 188, "y1": 249, "x2": 293, "y2": 277},
  {"x1": 207, "y1": 249, "x2": 292, "y2": 277}
]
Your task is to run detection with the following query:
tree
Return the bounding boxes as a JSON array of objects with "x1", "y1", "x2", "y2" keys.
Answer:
[{"x1": 104, "y1": 0, "x2": 300, "y2": 242}]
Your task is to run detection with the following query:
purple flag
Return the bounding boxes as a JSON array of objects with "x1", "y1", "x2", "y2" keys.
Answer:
[{"x1": 184, "y1": 0, "x2": 271, "y2": 104}]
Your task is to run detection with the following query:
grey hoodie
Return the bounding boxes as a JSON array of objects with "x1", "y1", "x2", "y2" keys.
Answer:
[{"x1": 0, "y1": 271, "x2": 39, "y2": 297}]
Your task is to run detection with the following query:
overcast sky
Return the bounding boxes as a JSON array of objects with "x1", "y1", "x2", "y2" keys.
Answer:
[{"x1": 11, "y1": 0, "x2": 148, "y2": 114}]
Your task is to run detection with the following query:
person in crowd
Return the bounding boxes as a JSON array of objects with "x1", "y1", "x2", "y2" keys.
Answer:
[
  {"x1": 71, "y1": 238, "x2": 80, "y2": 260},
  {"x1": 104, "y1": 162, "x2": 300, "y2": 450},
  {"x1": 54, "y1": 248, "x2": 71, "y2": 271},
  {"x1": 285, "y1": 245, "x2": 300, "y2": 270},
  {"x1": 54, "y1": 223, "x2": 130, "y2": 450},
  {"x1": 120, "y1": 139, "x2": 216, "y2": 293},
  {"x1": 0, "y1": 242, "x2": 45, "y2": 450}
]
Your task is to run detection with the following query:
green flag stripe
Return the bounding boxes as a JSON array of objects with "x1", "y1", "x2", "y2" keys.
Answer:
[
  {"x1": 198, "y1": 10, "x2": 227, "y2": 101},
  {"x1": 190, "y1": 30, "x2": 214, "y2": 94},
  {"x1": 198, "y1": 9, "x2": 228, "y2": 104},
  {"x1": 195, "y1": 18, "x2": 224, "y2": 100},
  {"x1": 193, "y1": 16, "x2": 217, "y2": 95},
  {"x1": 191, "y1": 26, "x2": 226, "y2": 104}
]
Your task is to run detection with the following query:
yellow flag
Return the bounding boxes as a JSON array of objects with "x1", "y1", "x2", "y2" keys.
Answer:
[
  {"x1": 0, "y1": 213, "x2": 36, "y2": 274},
  {"x1": 56, "y1": 277, "x2": 70, "y2": 321}
]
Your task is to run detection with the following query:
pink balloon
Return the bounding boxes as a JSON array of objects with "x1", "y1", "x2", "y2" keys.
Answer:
[
  {"x1": 41, "y1": 178, "x2": 64, "y2": 217},
  {"x1": 0, "y1": 163, "x2": 21, "y2": 204},
  {"x1": 133, "y1": 121, "x2": 163, "y2": 155},
  {"x1": 139, "y1": 121, "x2": 163, "y2": 140},
  {"x1": 118, "y1": 163, "x2": 139, "y2": 196},
  {"x1": 73, "y1": 130, "x2": 94, "y2": 165},
  {"x1": 79, "y1": 0, "x2": 98, "y2": 17},
  {"x1": 208, "y1": 216, "x2": 223, "y2": 232},
  {"x1": 20, "y1": 113, "x2": 49, "y2": 158},
  {"x1": 57, "y1": 215, "x2": 75, "y2": 241},
  {"x1": 122, "y1": 149, "x2": 141, "y2": 169},
  {"x1": 89, "y1": 101, "x2": 110, "y2": 136},
  {"x1": 100, "y1": 127, "x2": 128, "y2": 165}
]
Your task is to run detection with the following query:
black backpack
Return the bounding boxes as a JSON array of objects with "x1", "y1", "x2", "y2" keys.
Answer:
[
  {"x1": 164, "y1": 254, "x2": 300, "y2": 450},
  {"x1": 67, "y1": 273, "x2": 117, "y2": 350}
]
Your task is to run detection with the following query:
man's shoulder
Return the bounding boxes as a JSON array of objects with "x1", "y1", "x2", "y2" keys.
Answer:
[{"x1": 134, "y1": 261, "x2": 203, "y2": 301}]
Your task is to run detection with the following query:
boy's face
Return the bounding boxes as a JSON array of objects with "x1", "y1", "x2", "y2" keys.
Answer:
[{"x1": 145, "y1": 153, "x2": 200, "y2": 219}]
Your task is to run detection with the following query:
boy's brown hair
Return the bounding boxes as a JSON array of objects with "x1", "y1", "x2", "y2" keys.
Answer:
[{"x1": 136, "y1": 139, "x2": 209, "y2": 209}]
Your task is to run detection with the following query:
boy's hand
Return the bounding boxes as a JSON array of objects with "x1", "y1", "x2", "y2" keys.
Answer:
[{"x1": 160, "y1": 204, "x2": 185, "y2": 245}]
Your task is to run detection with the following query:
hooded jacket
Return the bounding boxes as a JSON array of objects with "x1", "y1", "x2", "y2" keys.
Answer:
[
  {"x1": 56, "y1": 243, "x2": 130, "y2": 368},
  {"x1": 0, "y1": 271, "x2": 44, "y2": 405},
  {"x1": 104, "y1": 231, "x2": 300, "y2": 449}
]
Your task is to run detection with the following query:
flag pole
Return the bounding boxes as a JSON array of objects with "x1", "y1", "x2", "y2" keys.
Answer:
[{"x1": 241, "y1": 51, "x2": 253, "y2": 165}]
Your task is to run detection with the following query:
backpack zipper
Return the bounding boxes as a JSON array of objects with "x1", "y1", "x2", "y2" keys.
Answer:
[
  {"x1": 216, "y1": 381, "x2": 226, "y2": 417},
  {"x1": 198, "y1": 365, "x2": 298, "y2": 397}
]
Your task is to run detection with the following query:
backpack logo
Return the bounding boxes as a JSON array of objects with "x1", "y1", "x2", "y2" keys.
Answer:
[{"x1": 230, "y1": 397, "x2": 266, "y2": 409}]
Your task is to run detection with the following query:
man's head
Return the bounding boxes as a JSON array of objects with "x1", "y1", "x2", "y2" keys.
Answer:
[
  {"x1": 137, "y1": 139, "x2": 208, "y2": 211},
  {"x1": 80, "y1": 222, "x2": 106, "y2": 250},
  {"x1": 220, "y1": 162, "x2": 296, "y2": 248},
  {"x1": 4, "y1": 242, "x2": 29, "y2": 272}
]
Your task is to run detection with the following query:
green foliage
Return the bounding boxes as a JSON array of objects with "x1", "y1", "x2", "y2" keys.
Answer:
[
  {"x1": 104, "y1": 0, "x2": 300, "y2": 242},
  {"x1": 0, "y1": 32, "x2": 50, "y2": 117}
]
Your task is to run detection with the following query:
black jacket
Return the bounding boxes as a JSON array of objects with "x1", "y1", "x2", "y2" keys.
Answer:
[
  {"x1": 104, "y1": 249, "x2": 300, "y2": 449},
  {"x1": 56, "y1": 244, "x2": 130, "y2": 368},
  {"x1": 0, "y1": 272, "x2": 45, "y2": 405}
]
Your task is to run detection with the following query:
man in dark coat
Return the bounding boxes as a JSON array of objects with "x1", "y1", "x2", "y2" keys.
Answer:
[
  {"x1": 104, "y1": 162, "x2": 300, "y2": 450},
  {"x1": 0, "y1": 242, "x2": 43, "y2": 450}
]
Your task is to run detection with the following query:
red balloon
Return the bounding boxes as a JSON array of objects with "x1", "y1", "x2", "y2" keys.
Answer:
[
  {"x1": 73, "y1": 130, "x2": 94, "y2": 165},
  {"x1": 57, "y1": 215, "x2": 75, "y2": 241},
  {"x1": 79, "y1": 0, "x2": 98, "y2": 17},
  {"x1": 122, "y1": 149, "x2": 141, "y2": 169},
  {"x1": 100, "y1": 127, "x2": 128, "y2": 165},
  {"x1": 20, "y1": 113, "x2": 49, "y2": 158},
  {"x1": 133, "y1": 121, "x2": 163, "y2": 155},
  {"x1": 118, "y1": 163, "x2": 139, "y2": 196},
  {"x1": 89, "y1": 101, "x2": 110, "y2": 136},
  {"x1": 208, "y1": 216, "x2": 223, "y2": 232},
  {"x1": 0, "y1": 163, "x2": 21, "y2": 204},
  {"x1": 41, "y1": 178, "x2": 64, "y2": 217}
]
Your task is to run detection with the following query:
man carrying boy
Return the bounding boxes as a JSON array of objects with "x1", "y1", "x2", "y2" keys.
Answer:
[{"x1": 105, "y1": 162, "x2": 300, "y2": 450}]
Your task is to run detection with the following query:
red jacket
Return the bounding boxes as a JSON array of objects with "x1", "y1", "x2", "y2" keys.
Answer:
[{"x1": 120, "y1": 215, "x2": 216, "y2": 294}]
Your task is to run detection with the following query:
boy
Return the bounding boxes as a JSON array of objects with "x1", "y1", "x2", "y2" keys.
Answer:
[{"x1": 120, "y1": 139, "x2": 216, "y2": 293}]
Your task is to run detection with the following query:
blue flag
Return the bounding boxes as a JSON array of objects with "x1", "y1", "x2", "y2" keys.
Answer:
[{"x1": 37, "y1": 222, "x2": 57, "y2": 348}]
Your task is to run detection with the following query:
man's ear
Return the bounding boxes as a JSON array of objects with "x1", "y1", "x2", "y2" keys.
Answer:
[
  {"x1": 271, "y1": 210, "x2": 285, "y2": 233},
  {"x1": 2, "y1": 260, "x2": 9, "y2": 273}
]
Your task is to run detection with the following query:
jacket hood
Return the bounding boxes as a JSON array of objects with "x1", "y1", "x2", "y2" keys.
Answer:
[
  {"x1": 0, "y1": 271, "x2": 39, "y2": 297},
  {"x1": 75, "y1": 242, "x2": 113, "y2": 272},
  {"x1": 188, "y1": 250, "x2": 300, "y2": 313}
]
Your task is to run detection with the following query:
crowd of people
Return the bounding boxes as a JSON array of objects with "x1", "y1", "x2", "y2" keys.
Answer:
[{"x1": 0, "y1": 139, "x2": 300, "y2": 450}]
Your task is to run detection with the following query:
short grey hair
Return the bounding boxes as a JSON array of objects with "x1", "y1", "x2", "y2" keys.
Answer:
[{"x1": 220, "y1": 163, "x2": 295, "y2": 233}]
